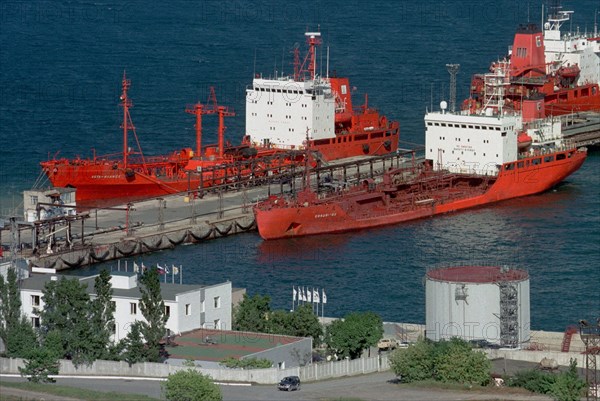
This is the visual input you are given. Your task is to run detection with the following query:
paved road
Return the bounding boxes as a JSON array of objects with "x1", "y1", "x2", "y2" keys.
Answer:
[{"x1": 1, "y1": 369, "x2": 552, "y2": 401}]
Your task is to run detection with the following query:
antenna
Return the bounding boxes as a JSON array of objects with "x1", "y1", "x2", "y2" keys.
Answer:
[
  {"x1": 253, "y1": 48, "x2": 257, "y2": 76},
  {"x1": 326, "y1": 46, "x2": 330, "y2": 79},
  {"x1": 446, "y1": 64, "x2": 460, "y2": 113},
  {"x1": 282, "y1": 47, "x2": 285, "y2": 77}
]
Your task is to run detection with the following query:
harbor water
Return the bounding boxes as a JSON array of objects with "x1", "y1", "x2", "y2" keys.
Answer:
[{"x1": 1, "y1": 0, "x2": 598, "y2": 331}]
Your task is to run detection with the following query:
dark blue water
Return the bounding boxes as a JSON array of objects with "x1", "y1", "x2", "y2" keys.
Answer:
[{"x1": 1, "y1": 0, "x2": 598, "y2": 330}]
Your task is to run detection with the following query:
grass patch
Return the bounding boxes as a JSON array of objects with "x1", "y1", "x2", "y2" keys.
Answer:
[{"x1": 0, "y1": 381, "x2": 160, "y2": 401}]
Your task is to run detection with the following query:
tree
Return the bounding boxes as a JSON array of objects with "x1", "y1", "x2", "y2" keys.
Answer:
[
  {"x1": 325, "y1": 312, "x2": 383, "y2": 359},
  {"x1": 163, "y1": 369, "x2": 222, "y2": 401},
  {"x1": 550, "y1": 359, "x2": 586, "y2": 401},
  {"x1": 38, "y1": 277, "x2": 96, "y2": 366},
  {"x1": 19, "y1": 346, "x2": 60, "y2": 383},
  {"x1": 389, "y1": 338, "x2": 435, "y2": 382},
  {"x1": 89, "y1": 269, "x2": 115, "y2": 359},
  {"x1": 19, "y1": 331, "x2": 62, "y2": 384},
  {"x1": 233, "y1": 294, "x2": 271, "y2": 332},
  {"x1": 284, "y1": 304, "x2": 323, "y2": 345},
  {"x1": 0, "y1": 267, "x2": 37, "y2": 358},
  {"x1": 138, "y1": 267, "x2": 167, "y2": 362},
  {"x1": 122, "y1": 321, "x2": 146, "y2": 366}
]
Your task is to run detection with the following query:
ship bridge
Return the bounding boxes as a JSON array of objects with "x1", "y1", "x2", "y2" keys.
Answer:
[{"x1": 245, "y1": 75, "x2": 335, "y2": 149}]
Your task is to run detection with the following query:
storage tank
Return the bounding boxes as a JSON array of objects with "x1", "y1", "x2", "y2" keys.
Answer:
[{"x1": 425, "y1": 265, "x2": 530, "y2": 347}]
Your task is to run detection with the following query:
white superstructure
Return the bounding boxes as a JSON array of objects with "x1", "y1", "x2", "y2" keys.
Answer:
[
  {"x1": 246, "y1": 77, "x2": 335, "y2": 148},
  {"x1": 543, "y1": 8, "x2": 600, "y2": 87},
  {"x1": 425, "y1": 111, "x2": 519, "y2": 175},
  {"x1": 245, "y1": 32, "x2": 335, "y2": 149}
]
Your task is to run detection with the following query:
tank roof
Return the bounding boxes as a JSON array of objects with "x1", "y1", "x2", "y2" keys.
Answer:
[{"x1": 426, "y1": 265, "x2": 528, "y2": 283}]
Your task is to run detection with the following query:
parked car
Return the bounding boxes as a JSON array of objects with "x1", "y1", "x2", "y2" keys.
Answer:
[
  {"x1": 377, "y1": 338, "x2": 398, "y2": 351},
  {"x1": 277, "y1": 376, "x2": 301, "y2": 391}
]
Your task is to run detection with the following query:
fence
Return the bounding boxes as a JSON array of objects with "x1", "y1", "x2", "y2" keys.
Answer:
[{"x1": 1, "y1": 355, "x2": 390, "y2": 384}]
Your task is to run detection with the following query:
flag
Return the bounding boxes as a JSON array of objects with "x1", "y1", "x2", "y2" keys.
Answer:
[
  {"x1": 157, "y1": 264, "x2": 166, "y2": 274},
  {"x1": 133, "y1": 262, "x2": 139, "y2": 273},
  {"x1": 141, "y1": 262, "x2": 147, "y2": 272},
  {"x1": 322, "y1": 289, "x2": 327, "y2": 304},
  {"x1": 301, "y1": 288, "x2": 306, "y2": 302},
  {"x1": 307, "y1": 287, "x2": 312, "y2": 303},
  {"x1": 172, "y1": 265, "x2": 179, "y2": 275},
  {"x1": 313, "y1": 288, "x2": 320, "y2": 303},
  {"x1": 293, "y1": 286, "x2": 297, "y2": 302}
]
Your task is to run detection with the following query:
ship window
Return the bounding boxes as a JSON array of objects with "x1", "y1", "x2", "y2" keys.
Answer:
[
  {"x1": 501, "y1": 132, "x2": 507, "y2": 137},
  {"x1": 593, "y1": 87, "x2": 597, "y2": 95},
  {"x1": 495, "y1": 127, "x2": 500, "y2": 130},
  {"x1": 461, "y1": 124, "x2": 466, "y2": 128},
  {"x1": 544, "y1": 156, "x2": 554, "y2": 163},
  {"x1": 468, "y1": 125, "x2": 473, "y2": 129},
  {"x1": 441, "y1": 123, "x2": 446, "y2": 127},
  {"x1": 532, "y1": 158, "x2": 541, "y2": 165},
  {"x1": 574, "y1": 90, "x2": 579, "y2": 98},
  {"x1": 434, "y1": 123, "x2": 440, "y2": 126},
  {"x1": 481, "y1": 126, "x2": 487, "y2": 130},
  {"x1": 582, "y1": 88, "x2": 589, "y2": 96},
  {"x1": 427, "y1": 122, "x2": 432, "y2": 126},
  {"x1": 556, "y1": 153, "x2": 566, "y2": 161},
  {"x1": 517, "y1": 161, "x2": 524, "y2": 168},
  {"x1": 505, "y1": 163, "x2": 515, "y2": 171},
  {"x1": 475, "y1": 126, "x2": 480, "y2": 129}
]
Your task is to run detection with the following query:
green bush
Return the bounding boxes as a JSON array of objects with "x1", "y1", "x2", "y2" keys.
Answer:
[
  {"x1": 550, "y1": 359, "x2": 586, "y2": 401},
  {"x1": 389, "y1": 339, "x2": 435, "y2": 382},
  {"x1": 507, "y1": 369, "x2": 557, "y2": 394},
  {"x1": 434, "y1": 341, "x2": 491, "y2": 386},
  {"x1": 163, "y1": 369, "x2": 222, "y2": 401},
  {"x1": 389, "y1": 338, "x2": 491, "y2": 386},
  {"x1": 219, "y1": 357, "x2": 272, "y2": 369}
]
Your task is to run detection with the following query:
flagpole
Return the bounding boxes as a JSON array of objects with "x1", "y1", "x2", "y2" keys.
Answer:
[{"x1": 180, "y1": 265, "x2": 183, "y2": 285}]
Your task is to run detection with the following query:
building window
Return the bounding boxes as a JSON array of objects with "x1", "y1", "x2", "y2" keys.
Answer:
[
  {"x1": 214, "y1": 296, "x2": 221, "y2": 309},
  {"x1": 30, "y1": 195, "x2": 38, "y2": 205},
  {"x1": 31, "y1": 295, "x2": 40, "y2": 307},
  {"x1": 201, "y1": 300, "x2": 205, "y2": 313},
  {"x1": 130, "y1": 303, "x2": 137, "y2": 315},
  {"x1": 31, "y1": 317, "x2": 40, "y2": 328},
  {"x1": 214, "y1": 319, "x2": 221, "y2": 329},
  {"x1": 185, "y1": 304, "x2": 191, "y2": 316},
  {"x1": 165, "y1": 305, "x2": 171, "y2": 317}
]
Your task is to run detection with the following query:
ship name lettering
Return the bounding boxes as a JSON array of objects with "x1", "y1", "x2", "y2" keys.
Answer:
[
  {"x1": 91, "y1": 175, "x2": 120, "y2": 179},
  {"x1": 314, "y1": 213, "x2": 337, "y2": 219}
]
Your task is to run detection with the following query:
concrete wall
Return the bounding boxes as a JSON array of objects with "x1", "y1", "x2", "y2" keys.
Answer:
[
  {"x1": 243, "y1": 337, "x2": 312, "y2": 369},
  {"x1": 0, "y1": 355, "x2": 390, "y2": 384},
  {"x1": 485, "y1": 349, "x2": 585, "y2": 368}
]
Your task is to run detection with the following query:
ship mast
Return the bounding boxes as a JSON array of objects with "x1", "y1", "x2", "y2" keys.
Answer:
[{"x1": 120, "y1": 72, "x2": 133, "y2": 168}]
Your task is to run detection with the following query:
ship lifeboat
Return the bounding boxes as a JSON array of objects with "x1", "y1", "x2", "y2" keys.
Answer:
[
  {"x1": 517, "y1": 132, "x2": 533, "y2": 150},
  {"x1": 557, "y1": 65, "x2": 580, "y2": 79},
  {"x1": 335, "y1": 111, "x2": 352, "y2": 125}
]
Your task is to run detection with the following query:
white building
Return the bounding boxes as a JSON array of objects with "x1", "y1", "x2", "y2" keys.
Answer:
[{"x1": 19, "y1": 272, "x2": 232, "y2": 342}]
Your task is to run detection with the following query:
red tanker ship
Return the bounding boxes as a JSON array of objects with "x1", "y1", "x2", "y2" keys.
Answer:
[
  {"x1": 39, "y1": 31, "x2": 399, "y2": 207},
  {"x1": 464, "y1": 4, "x2": 600, "y2": 116},
  {"x1": 254, "y1": 63, "x2": 588, "y2": 240}
]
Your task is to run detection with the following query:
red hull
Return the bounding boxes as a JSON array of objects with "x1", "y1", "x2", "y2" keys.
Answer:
[{"x1": 254, "y1": 148, "x2": 587, "y2": 239}]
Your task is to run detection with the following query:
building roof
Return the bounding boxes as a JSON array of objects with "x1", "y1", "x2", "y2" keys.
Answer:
[
  {"x1": 165, "y1": 328, "x2": 306, "y2": 362},
  {"x1": 20, "y1": 273, "x2": 227, "y2": 302},
  {"x1": 426, "y1": 265, "x2": 529, "y2": 284}
]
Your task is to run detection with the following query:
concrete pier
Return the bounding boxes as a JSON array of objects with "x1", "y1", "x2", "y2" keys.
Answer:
[{"x1": 1, "y1": 152, "x2": 413, "y2": 271}]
